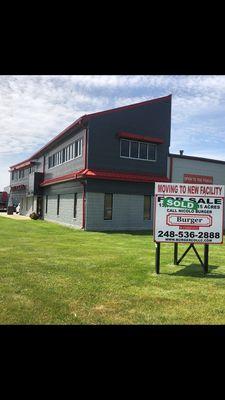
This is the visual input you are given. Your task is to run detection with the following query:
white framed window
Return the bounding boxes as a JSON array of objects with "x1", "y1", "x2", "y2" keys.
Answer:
[
  {"x1": 78, "y1": 139, "x2": 82, "y2": 156},
  {"x1": 75, "y1": 141, "x2": 78, "y2": 158},
  {"x1": 48, "y1": 138, "x2": 83, "y2": 169},
  {"x1": 70, "y1": 144, "x2": 74, "y2": 159},
  {"x1": 72, "y1": 142, "x2": 75, "y2": 159},
  {"x1": 120, "y1": 139, "x2": 157, "y2": 162}
]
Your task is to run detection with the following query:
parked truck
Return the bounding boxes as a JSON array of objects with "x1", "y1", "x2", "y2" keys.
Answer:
[{"x1": 0, "y1": 191, "x2": 8, "y2": 212}]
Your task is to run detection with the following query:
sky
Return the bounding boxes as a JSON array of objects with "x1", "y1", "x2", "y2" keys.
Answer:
[{"x1": 1, "y1": 75, "x2": 225, "y2": 190}]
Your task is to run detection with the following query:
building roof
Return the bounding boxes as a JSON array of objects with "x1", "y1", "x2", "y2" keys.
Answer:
[
  {"x1": 169, "y1": 153, "x2": 225, "y2": 165},
  {"x1": 10, "y1": 94, "x2": 172, "y2": 170}
]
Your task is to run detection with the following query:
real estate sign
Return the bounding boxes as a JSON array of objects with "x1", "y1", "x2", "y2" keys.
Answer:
[{"x1": 154, "y1": 182, "x2": 224, "y2": 244}]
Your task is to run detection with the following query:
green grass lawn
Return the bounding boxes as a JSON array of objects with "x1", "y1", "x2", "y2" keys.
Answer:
[{"x1": 1, "y1": 215, "x2": 225, "y2": 324}]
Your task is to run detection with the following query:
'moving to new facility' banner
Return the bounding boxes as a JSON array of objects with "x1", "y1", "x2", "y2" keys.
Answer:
[{"x1": 154, "y1": 182, "x2": 224, "y2": 244}]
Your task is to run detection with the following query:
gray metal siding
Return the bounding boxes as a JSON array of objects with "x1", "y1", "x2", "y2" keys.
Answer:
[
  {"x1": 43, "y1": 180, "x2": 83, "y2": 196},
  {"x1": 44, "y1": 193, "x2": 83, "y2": 228},
  {"x1": 42, "y1": 180, "x2": 83, "y2": 228},
  {"x1": 87, "y1": 96, "x2": 171, "y2": 176},
  {"x1": 171, "y1": 156, "x2": 225, "y2": 185},
  {"x1": 20, "y1": 195, "x2": 35, "y2": 216},
  {"x1": 44, "y1": 129, "x2": 86, "y2": 180},
  {"x1": 86, "y1": 192, "x2": 154, "y2": 231},
  {"x1": 35, "y1": 156, "x2": 44, "y2": 173}
]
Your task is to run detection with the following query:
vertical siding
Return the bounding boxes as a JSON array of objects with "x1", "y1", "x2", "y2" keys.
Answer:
[
  {"x1": 43, "y1": 193, "x2": 83, "y2": 228},
  {"x1": 20, "y1": 196, "x2": 35, "y2": 216},
  {"x1": 86, "y1": 192, "x2": 153, "y2": 231}
]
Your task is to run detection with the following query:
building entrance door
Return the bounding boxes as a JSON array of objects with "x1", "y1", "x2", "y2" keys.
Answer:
[{"x1": 37, "y1": 196, "x2": 43, "y2": 218}]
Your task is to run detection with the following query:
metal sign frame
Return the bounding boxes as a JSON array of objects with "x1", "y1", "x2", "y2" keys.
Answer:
[{"x1": 153, "y1": 182, "x2": 225, "y2": 274}]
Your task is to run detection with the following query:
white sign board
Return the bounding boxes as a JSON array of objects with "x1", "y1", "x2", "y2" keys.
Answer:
[{"x1": 154, "y1": 182, "x2": 224, "y2": 244}]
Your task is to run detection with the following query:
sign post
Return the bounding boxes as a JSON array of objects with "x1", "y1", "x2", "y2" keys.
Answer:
[{"x1": 153, "y1": 182, "x2": 224, "y2": 274}]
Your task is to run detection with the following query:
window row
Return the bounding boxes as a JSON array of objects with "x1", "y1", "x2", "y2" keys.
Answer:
[
  {"x1": 120, "y1": 139, "x2": 157, "y2": 161},
  {"x1": 44, "y1": 193, "x2": 151, "y2": 221},
  {"x1": 48, "y1": 139, "x2": 82, "y2": 169},
  {"x1": 12, "y1": 169, "x2": 25, "y2": 180},
  {"x1": 11, "y1": 166, "x2": 36, "y2": 181}
]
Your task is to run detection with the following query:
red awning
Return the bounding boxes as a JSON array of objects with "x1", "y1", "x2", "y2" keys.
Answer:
[
  {"x1": 40, "y1": 168, "x2": 169, "y2": 186},
  {"x1": 11, "y1": 185, "x2": 26, "y2": 191},
  {"x1": 10, "y1": 161, "x2": 35, "y2": 171},
  {"x1": 118, "y1": 131, "x2": 164, "y2": 144}
]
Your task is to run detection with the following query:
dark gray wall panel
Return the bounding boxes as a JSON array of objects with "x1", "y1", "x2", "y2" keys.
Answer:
[
  {"x1": 87, "y1": 96, "x2": 171, "y2": 176},
  {"x1": 86, "y1": 180, "x2": 155, "y2": 195},
  {"x1": 43, "y1": 181, "x2": 83, "y2": 196}
]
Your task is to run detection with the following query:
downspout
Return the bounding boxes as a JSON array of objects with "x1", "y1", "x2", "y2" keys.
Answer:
[
  {"x1": 81, "y1": 181, "x2": 86, "y2": 229},
  {"x1": 81, "y1": 126, "x2": 88, "y2": 229}
]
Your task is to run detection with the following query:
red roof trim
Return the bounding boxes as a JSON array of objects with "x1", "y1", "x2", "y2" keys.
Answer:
[
  {"x1": 10, "y1": 94, "x2": 171, "y2": 169},
  {"x1": 39, "y1": 169, "x2": 86, "y2": 187},
  {"x1": 10, "y1": 116, "x2": 85, "y2": 169},
  {"x1": 118, "y1": 132, "x2": 164, "y2": 144},
  {"x1": 82, "y1": 94, "x2": 172, "y2": 120},
  {"x1": 10, "y1": 160, "x2": 35, "y2": 171},
  {"x1": 40, "y1": 169, "x2": 169, "y2": 186},
  {"x1": 78, "y1": 170, "x2": 169, "y2": 183},
  {"x1": 169, "y1": 153, "x2": 225, "y2": 166}
]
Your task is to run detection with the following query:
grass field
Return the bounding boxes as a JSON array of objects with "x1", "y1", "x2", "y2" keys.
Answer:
[{"x1": 1, "y1": 215, "x2": 225, "y2": 324}]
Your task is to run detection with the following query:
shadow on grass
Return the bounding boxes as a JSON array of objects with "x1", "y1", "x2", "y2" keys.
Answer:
[
  {"x1": 163, "y1": 263, "x2": 225, "y2": 278},
  {"x1": 94, "y1": 230, "x2": 153, "y2": 236}
]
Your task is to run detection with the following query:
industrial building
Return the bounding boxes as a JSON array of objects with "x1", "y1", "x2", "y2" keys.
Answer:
[{"x1": 8, "y1": 94, "x2": 225, "y2": 230}]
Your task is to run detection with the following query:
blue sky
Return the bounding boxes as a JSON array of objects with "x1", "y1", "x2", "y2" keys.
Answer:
[{"x1": 1, "y1": 75, "x2": 225, "y2": 190}]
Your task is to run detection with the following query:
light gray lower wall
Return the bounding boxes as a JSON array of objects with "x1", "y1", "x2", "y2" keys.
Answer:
[
  {"x1": 20, "y1": 195, "x2": 35, "y2": 216},
  {"x1": 44, "y1": 193, "x2": 83, "y2": 229},
  {"x1": 85, "y1": 192, "x2": 153, "y2": 231}
]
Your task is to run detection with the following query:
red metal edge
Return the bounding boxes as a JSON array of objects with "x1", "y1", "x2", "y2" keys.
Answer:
[
  {"x1": 10, "y1": 160, "x2": 35, "y2": 171},
  {"x1": 39, "y1": 171, "x2": 84, "y2": 187},
  {"x1": 9, "y1": 116, "x2": 85, "y2": 169},
  {"x1": 84, "y1": 94, "x2": 172, "y2": 120},
  {"x1": 40, "y1": 170, "x2": 169, "y2": 186},
  {"x1": 169, "y1": 153, "x2": 225, "y2": 166},
  {"x1": 118, "y1": 132, "x2": 164, "y2": 144},
  {"x1": 82, "y1": 170, "x2": 169, "y2": 183}
]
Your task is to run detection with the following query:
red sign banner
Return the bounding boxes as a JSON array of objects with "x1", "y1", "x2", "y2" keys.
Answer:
[
  {"x1": 11, "y1": 185, "x2": 26, "y2": 191},
  {"x1": 184, "y1": 174, "x2": 213, "y2": 184}
]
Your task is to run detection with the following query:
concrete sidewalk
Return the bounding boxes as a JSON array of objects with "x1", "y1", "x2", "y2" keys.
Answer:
[{"x1": 0, "y1": 212, "x2": 30, "y2": 220}]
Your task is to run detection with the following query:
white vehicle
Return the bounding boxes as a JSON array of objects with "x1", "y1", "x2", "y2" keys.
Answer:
[{"x1": 16, "y1": 203, "x2": 21, "y2": 214}]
